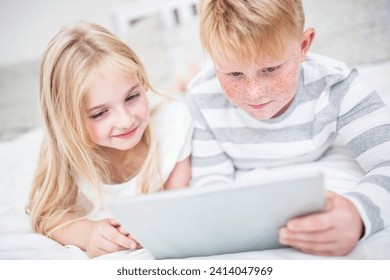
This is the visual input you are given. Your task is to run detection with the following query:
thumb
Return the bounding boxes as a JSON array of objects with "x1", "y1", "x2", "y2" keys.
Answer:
[{"x1": 325, "y1": 191, "x2": 337, "y2": 211}]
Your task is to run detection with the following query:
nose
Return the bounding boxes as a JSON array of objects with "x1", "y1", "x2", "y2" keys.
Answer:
[
  {"x1": 115, "y1": 107, "x2": 135, "y2": 128},
  {"x1": 246, "y1": 77, "x2": 265, "y2": 100}
]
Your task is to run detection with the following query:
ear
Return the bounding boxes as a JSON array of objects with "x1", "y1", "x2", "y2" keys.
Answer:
[{"x1": 299, "y1": 28, "x2": 316, "y2": 62}]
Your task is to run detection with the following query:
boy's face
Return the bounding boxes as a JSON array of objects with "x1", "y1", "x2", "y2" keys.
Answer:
[
  {"x1": 214, "y1": 38, "x2": 310, "y2": 120},
  {"x1": 84, "y1": 71, "x2": 150, "y2": 152}
]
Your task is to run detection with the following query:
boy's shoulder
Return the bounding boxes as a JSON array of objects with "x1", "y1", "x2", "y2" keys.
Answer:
[
  {"x1": 187, "y1": 65, "x2": 222, "y2": 95},
  {"x1": 303, "y1": 53, "x2": 354, "y2": 83},
  {"x1": 305, "y1": 52, "x2": 350, "y2": 67}
]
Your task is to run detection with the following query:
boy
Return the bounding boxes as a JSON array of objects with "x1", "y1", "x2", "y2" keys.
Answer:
[{"x1": 186, "y1": 0, "x2": 390, "y2": 256}]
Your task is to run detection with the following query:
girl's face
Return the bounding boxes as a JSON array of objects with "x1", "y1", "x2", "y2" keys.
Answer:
[{"x1": 84, "y1": 71, "x2": 149, "y2": 151}]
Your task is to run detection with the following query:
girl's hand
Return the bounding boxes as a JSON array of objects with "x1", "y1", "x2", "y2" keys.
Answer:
[
  {"x1": 85, "y1": 218, "x2": 142, "y2": 258},
  {"x1": 278, "y1": 191, "x2": 364, "y2": 256}
]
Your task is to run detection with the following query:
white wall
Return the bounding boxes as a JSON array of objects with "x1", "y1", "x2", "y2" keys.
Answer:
[
  {"x1": 302, "y1": 0, "x2": 390, "y2": 64},
  {"x1": 0, "y1": 0, "x2": 133, "y2": 66},
  {"x1": 2, "y1": 0, "x2": 389, "y2": 67}
]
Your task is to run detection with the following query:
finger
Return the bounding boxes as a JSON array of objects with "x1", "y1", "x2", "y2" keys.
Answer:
[
  {"x1": 109, "y1": 219, "x2": 131, "y2": 237},
  {"x1": 127, "y1": 235, "x2": 143, "y2": 249},
  {"x1": 98, "y1": 236, "x2": 129, "y2": 253},
  {"x1": 279, "y1": 227, "x2": 337, "y2": 243},
  {"x1": 325, "y1": 191, "x2": 337, "y2": 211},
  {"x1": 116, "y1": 225, "x2": 130, "y2": 236},
  {"x1": 109, "y1": 219, "x2": 121, "y2": 228},
  {"x1": 286, "y1": 192, "x2": 337, "y2": 232},
  {"x1": 107, "y1": 221, "x2": 140, "y2": 249},
  {"x1": 286, "y1": 211, "x2": 334, "y2": 233},
  {"x1": 279, "y1": 237, "x2": 337, "y2": 256},
  {"x1": 299, "y1": 248, "x2": 338, "y2": 256},
  {"x1": 103, "y1": 226, "x2": 138, "y2": 250}
]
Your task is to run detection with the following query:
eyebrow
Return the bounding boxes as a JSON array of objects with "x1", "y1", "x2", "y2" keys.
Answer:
[
  {"x1": 87, "y1": 83, "x2": 141, "y2": 113},
  {"x1": 216, "y1": 60, "x2": 286, "y2": 72},
  {"x1": 260, "y1": 63, "x2": 284, "y2": 70}
]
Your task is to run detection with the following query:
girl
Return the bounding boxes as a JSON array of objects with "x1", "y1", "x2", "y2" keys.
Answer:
[{"x1": 26, "y1": 22, "x2": 193, "y2": 258}]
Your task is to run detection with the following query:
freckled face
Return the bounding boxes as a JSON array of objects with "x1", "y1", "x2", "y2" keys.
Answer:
[
  {"x1": 214, "y1": 42, "x2": 304, "y2": 120},
  {"x1": 84, "y1": 71, "x2": 149, "y2": 151}
]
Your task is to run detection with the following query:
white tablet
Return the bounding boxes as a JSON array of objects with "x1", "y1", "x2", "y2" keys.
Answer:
[{"x1": 107, "y1": 170, "x2": 325, "y2": 259}]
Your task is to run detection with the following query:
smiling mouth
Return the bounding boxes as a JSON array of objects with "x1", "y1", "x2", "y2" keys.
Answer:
[
  {"x1": 248, "y1": 101, "x2": 272, "y2": 110},
  {"x1": 113, "y1": 127, "x2": 138, "y2": 138}
]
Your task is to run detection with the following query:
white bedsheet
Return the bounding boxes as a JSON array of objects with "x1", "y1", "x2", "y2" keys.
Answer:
[
  {"x1": 1, "y1": 61, "x2": 390, "y2": 260},
  {"x1": 1, "y1": 125, "x2": 390, "y2": 260}
]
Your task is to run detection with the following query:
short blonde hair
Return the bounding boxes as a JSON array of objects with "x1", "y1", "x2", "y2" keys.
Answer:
[
  {"x1": 199, "y1": 0, "x2": 305, "y2": 64},
  {"x1": 27, "y1": 22, "x2": 161, "y2": 236}
]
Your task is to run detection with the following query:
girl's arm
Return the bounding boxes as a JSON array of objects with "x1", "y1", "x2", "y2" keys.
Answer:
[
  {"x1": 50, "y1": 214, "x2": 139, "y2": 257},
  {"x1": 163, "y1": 156, "x2": 191, "y2": 190}
]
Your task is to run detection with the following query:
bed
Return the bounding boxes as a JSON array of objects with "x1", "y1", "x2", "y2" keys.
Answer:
[
  {"x1": 1, "y1": 110, "x2": 390, "y2": 260},
  {"x1": 0, "y1": 59, "x2": 390, "y2": 260},
  {"x1": 1, "y1": 0, "x2": 390, "y2": 260}
]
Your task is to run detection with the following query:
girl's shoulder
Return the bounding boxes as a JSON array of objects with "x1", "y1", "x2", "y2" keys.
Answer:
[
  {"x1": 147, "y1": 91, "x2": 193, "y2": 128},
  {"x1": 147, "y1": 91, "x2": 193, "y2": 164}
]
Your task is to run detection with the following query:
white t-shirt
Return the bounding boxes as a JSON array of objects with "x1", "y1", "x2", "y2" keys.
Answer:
[{"x1": 77, "y1": 93, "x2": 193, "y2": 217}]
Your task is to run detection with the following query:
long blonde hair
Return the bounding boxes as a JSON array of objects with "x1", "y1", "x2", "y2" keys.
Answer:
[
  {"x1": 26, "y1": 22, "x2": 162, "y2": 236},
  {"x1": 199, "y1": 0, "x2": 305, "y2": 65}
]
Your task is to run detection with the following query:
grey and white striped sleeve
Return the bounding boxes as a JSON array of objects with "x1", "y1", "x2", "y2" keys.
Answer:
[{"x1": 332, "y1": 71, "x2": 390, "y2": 238}]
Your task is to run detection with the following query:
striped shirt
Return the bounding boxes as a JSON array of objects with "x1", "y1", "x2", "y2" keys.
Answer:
[{"x1": 186, "y1": 53, "x2": 390, "y2": 239}]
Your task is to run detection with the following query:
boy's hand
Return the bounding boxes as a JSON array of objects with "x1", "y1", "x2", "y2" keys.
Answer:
[
  {"x1": 278, "y1": 191, "x2": 364, "y2": 256},
  {"x1": 85, "y1": 218, "x2": 142, "y2": 258}
]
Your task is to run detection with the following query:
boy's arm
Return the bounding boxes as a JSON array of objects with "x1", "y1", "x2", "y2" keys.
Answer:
[
  {"x1": 280, "y1": 72, "x2": 390, "y2": 256},
  {"x1": 335, "y1": 73, "x2": 390, "y2": 239}
]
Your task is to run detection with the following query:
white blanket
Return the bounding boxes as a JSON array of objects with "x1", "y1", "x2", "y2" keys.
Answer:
[{"x1": 1, "y1": 62, "x2": 390, "y2": 260}]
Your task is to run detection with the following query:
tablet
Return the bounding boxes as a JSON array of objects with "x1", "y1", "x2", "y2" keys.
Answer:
[{"x1": 107, "y1": 170, "x2": 325, "y2": 259}]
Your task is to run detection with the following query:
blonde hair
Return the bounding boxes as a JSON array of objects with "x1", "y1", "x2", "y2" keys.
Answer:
[
  {"x1": 199, "y1": 0, "x2": 305, "y2": 65},
  {"x1": 26, "y1": 22, "x2": 162, "y2": 236}
]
